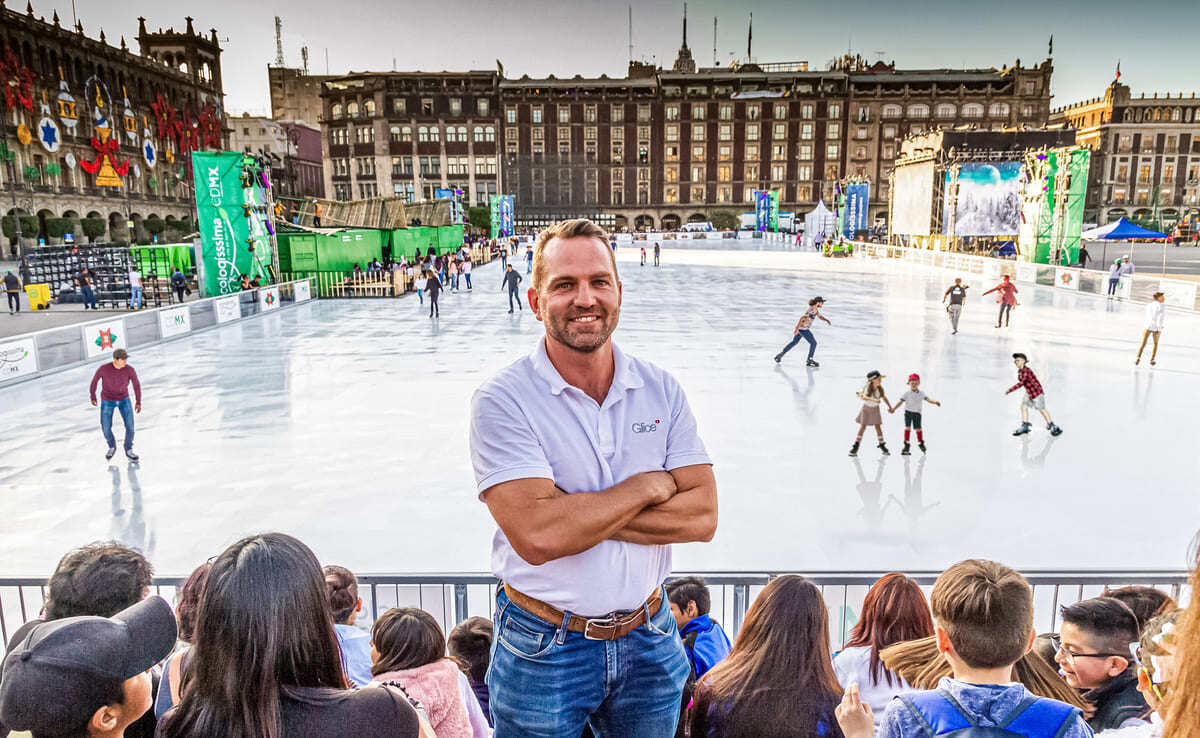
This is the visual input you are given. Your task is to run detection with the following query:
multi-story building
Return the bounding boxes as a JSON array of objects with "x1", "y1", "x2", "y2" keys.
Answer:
[
  {"x1": 1051, "y1": 79, "x2": 1200, "y2": 228},
  {"x1": 1, "y1": 8, "x2": 227, "y2": 250},
  {"x1": 268, "y1": 65, "x2": 336, "y2": 127},
  {"x1": 313, "y1": 19, "x2": 1051, "y2": 232},
  {"x1": 229, "y1": 113, "x2": 324, "y2": 199},
  {"x1": 319, "y1": 71, "x2": 500, "y2": 207}
]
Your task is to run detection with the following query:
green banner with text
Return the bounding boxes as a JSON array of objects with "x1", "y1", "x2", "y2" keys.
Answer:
[{"x1": 192, "y1": 151, "x2": 275, "y2": 297}]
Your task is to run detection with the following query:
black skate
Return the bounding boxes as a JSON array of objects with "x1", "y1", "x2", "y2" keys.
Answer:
[
  {"x1": 849, "y1": 440, "x2": 860, "y2": 457},
  {"x1": 105, "y1": 447, "x2": 116, "y2": 460},
  {"x1": 901, "y1": 442, "x2": 911, "y2": 456},
  {"x1": 878, "y1": 442, "x2": 890, "y2": 456},
  {"x1": 773, "y1": 353, "x2": 782, "y2": 363},
  {"x1": 806, "y1": 358, "x2": 819, "y2": 367},
  {"x1": 125, "y1": 449, "x2": 140, "y2": 462},
  {"x1": 1048, "y1": 423, "x2": 1063, "y2": 437},
  {"x1": 918, "y1": 441, "x2": 927, "y2": 453},
  {"x1": 1012, "y1": 422, "x2": 1032, "y2": 436}
]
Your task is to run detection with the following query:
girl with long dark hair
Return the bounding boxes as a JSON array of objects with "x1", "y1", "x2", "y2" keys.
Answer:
[
  {"x1": 688, "y1": 575, "x2": 844, "y2": 738},
  {"x1": 833, "y1": 573, "x2": 934, "y2": 727},
  {"x1": 157, "y1": 533, "x2": 424, "y2": 738}
]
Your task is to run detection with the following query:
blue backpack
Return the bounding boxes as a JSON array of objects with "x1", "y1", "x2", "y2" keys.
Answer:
[{"x1": 899, "y1": 689, "x2": 1081, "y2": 738}]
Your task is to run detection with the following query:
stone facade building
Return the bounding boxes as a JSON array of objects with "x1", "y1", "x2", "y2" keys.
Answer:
[
  {"x1": 229, "y1": 114, "x2": 324, "y2": 199},
  {"x1": 0, "y1": 4, "x2": 227, "y2": 252},
  {"x1": 269, "y1": 65, "x2": 335, "y2": 128},
  {"x1": 320, "y1": 71, "x2": 500, "y2": 209},
  {"x1": 1051, "y1": 79, "x2": 1200, "y2": 228},
  {"x1": 310, "y1": 23, "x2": 1051, "y2": 232}
]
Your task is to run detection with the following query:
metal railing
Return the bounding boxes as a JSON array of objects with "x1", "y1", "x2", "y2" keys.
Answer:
[
  {"x1": 0, "y1": 278, "x2": 315, "y2": 389},
  {"x1": 1, "y1": 570, "x2": 1187, "y2": 650}
]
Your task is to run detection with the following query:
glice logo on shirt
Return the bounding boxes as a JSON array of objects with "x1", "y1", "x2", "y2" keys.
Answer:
[{"x1": 632, "y1": 420, "x2": 662, "y2": 434}]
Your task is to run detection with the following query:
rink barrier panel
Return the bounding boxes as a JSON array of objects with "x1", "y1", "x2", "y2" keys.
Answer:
[
  {"x1": 0, "y1": 570, "x2": 1187, "y2": 650},
  {"x1": 854, "y1": 242, "x2": 1200, "y2": 313},
  {"x1": 0, "y1": 278, "x2": 316, "y2": 390}
]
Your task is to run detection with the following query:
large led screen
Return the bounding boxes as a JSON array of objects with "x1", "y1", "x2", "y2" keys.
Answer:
[
  {"x1": 892, "y1": 162, "x2": 935, "y2": 236},
  {"x1": 945, "y1": 162, "x2": 1022, "y2": 236}
]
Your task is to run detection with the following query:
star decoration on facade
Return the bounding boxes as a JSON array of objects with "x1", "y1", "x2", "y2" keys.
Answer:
[{"x1": 39, "y1": 121, "x2": 57, "y2": 147}]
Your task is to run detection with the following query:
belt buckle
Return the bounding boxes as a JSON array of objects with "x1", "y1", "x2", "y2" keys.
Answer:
[{"x1": 583, "y1": 614, "x2": 619, "y2": 641}]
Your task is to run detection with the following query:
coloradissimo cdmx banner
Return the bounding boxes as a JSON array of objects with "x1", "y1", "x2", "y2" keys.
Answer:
[
  {"x1": 192, "y1": 151, "x2": 275, "y2": 297},
  {"x1": 490, "y1": 195, "x2": 514, "y2": 237},
  {"x1": 843, "y1": 183, "x2": 870, "y2": 238},
  {"x1": 754, "y1": 190, "x2": 781, "y2": 231}
]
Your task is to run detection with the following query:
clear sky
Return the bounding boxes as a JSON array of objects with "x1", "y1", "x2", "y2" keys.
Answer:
[{"x1": 28, "y1": 0, "x2": 1200, "y2": 117}]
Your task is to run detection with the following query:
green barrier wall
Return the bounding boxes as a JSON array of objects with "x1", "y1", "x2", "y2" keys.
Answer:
[{"x1": 131, "y1": 245, "x2": 193, "y2": 278}]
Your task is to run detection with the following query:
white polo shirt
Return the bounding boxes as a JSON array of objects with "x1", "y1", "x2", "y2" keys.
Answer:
[{"x1": 469, "y1": 338, "x2": 711, "y2": 617}]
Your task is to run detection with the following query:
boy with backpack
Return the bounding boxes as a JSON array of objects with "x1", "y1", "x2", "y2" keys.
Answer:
[
  {"x1": 666, "y1": 576, "x2": 732, "y2": 738},
  {"x1": 836, "y1": 559, "x2": 1093, "y2": 738},
  {"x1": 1055, "y1": 598, "x2": 1149, "y2": 732}
]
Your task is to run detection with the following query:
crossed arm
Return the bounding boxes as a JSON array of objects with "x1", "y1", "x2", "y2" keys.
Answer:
[{"x1": 482, "y1": 464, "x2": 717, "y2": 566}]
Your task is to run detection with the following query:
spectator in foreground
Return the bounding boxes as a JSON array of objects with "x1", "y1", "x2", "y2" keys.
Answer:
[
  {"x1": 667, "y1": 576, "x2": 732, "y2": 737},
  {"x1": 154, "y1": 562, "x2": 212, "y2": 719},
  {"x1": 837, "y1": 559, "x2": 1091, "y2": 738},
  {"x1": 157, "y1": 533, "x2": 423, "y2": 737},
  {"x1": 1104, "y1": 609, "x2": 1179, "y2": 738},
  {"x1": 324, "y1": 565, "x2": 374, "y2": 688},
  {"x1": 447, "y1": 617, "x2": 493, "y2": 727},
  {"x1": 0, "y1": 541, "x2": 156, "y2": 737},
  {"x1": 369, "y1": 608, "x2": 478, "y2": 738},
  {"x1": 833, "y1": 573, "x2": 933, "y2": 727},
  {"x1": 1163, "y1": 550, "x2": 1199, "y2": 738},
  {"x1": 688, "y1": 575, "x2": 845, "y2": 738},
  {"x1": 1057, "y1": 598, "x2": 1149, "y2": 731},
  {"x1": 1101, "y1": 586, "x2": 1176, "y2": 634},
  {"x1": 0, "y1": 597, "x2": 176, "y2": 738}
]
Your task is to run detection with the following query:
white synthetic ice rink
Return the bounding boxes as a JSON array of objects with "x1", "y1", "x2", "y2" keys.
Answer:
[{"x1": 1, "y1": 249, "x2": 1197, "y2": 577}]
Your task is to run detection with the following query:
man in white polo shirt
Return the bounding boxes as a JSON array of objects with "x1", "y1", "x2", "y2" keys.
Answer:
[{"x1": 470, "y1": 218, "x2": 717, "y2": 737}]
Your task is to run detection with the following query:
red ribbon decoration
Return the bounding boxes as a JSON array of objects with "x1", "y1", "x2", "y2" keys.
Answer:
[
  {"x1": 80, "y1": 135, "x2": 130, "y2": 176},
  {"x1": 0, "y1": 45, "x2": 34, "y2": 112}
]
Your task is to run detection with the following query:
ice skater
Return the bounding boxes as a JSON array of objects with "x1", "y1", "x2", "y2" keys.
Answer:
[
  {"x1": 525, "y1": 244, "x2": 534, "y2": 273},
  {"x1": 1135, "y1": 291, "x2": 1166, "y2": 365},
  {"x1": 414, "y1": 270, "x2": 427, "y2": 305},
  {"x1": 653, "y1": 241, "x2": 661, "y2": 266},
  {"x1": 640, "y1": 246, "x2": 647, "y2": 266},
  {"x1": 774, "y1": 297, "x2": 831, "y2": 367},
  {"x1": 426, "y1": 269, "x2": 442, "y2": 318},
  {"x1": 89, "y1": 348, "x2": 141, "y2": 461},
  {"x1": 982, "y1": 274, "x2": 1018, "y2": 328},
  {"x1": 941, "y1": 278, "x2": 969, "y2": 334},
  {"x1": 1107, "y1": 259, "x2": 1122, "y2": 297},
  {"x1": 849, "y1": 370, "x2": 894, "y2": 457},
  {"x1": 502, "y1": 264, "x2": 523, "y2": 313},
  {"x1": 891, "y1": 373, "x2": 941, "y2": 455},
  {"x1": 1006, "y1": 352, "x2": 1062, "y2": 437}
]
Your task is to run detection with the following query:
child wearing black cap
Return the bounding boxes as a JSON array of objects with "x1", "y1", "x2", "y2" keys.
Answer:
[
  {"x1": 1006, "y1": 353, "x2": 1062, "y2": 436},
  {"x1": 850, "y1": 370, "x2": 894, "y2": 457},
  {"x1": 0, "y1": 596, "x2": 177, "y2": 738},
  {"x1": 774, "y1": 297, "x2": 831, "y2": 367}
]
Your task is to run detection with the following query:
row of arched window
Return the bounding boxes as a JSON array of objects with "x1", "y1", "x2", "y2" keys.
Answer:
[
  {"x1": 1123, "y1": 107, "x2": 1196, "y2": 123},
  {"x1": 330, "y1": 100, "x2": 376, "y2": 119},
  {"x1": 880, "y1": 102, "x2": 1010, "y2": 119}
]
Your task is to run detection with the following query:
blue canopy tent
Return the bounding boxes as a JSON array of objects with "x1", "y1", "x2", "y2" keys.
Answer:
[{"x1": 1080, "y1": 218, "x2": 1169, "y2": 274}]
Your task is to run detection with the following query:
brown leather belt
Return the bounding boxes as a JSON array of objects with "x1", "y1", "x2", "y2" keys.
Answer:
[{"x1": 503, "y1": 583, "x2": 664, "y2": 641}]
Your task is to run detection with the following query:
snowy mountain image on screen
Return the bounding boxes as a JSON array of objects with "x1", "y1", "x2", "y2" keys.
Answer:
[{"x1": 950, "y1": 162, "x2": 1022, "y2": 236}]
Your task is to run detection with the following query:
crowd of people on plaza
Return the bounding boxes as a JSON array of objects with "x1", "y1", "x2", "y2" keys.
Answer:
[{"x1": 0, "y1": 535, "x2": 1194, "y2": 738}]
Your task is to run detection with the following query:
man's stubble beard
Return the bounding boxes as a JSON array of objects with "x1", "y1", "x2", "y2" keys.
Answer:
[{"x1": 545, "y1": 304, "x2": 621, "y2": 354}]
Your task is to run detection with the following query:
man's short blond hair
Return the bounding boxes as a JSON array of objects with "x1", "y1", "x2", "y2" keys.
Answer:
[{"x1": 531, "y1": 219, "x2": 617, "y2": 291}]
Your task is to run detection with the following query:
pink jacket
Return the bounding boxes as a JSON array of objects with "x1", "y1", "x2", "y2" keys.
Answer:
[{"x1": 373, "y1": 659, "x2": 472, "y2": 738}]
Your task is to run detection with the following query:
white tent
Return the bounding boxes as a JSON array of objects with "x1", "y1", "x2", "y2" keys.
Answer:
[{"x1": 804, "y1": 202, "x2": 837, "y2": 249}]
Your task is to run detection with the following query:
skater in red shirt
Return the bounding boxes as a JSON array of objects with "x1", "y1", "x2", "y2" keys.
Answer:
[
  {"x1": 982, "y1": 275, "x2": 1019, "y2": 328},
  {"x1": 1005, "y1": 353, "x2": 1062, "y2": 437}
]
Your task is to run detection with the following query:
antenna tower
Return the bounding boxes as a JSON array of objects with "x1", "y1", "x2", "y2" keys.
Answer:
[
  {"x1": 273, "y1": 16, "x2": 284, "y2": 67},
  {"x1": 713, "y1": 17, "x2": 717, "y2": 66},
  {"x1": 301, "y1": 46, "x2": 309, "y2": 73}
]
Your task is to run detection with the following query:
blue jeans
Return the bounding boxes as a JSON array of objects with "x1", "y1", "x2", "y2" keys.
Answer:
[
  {"x1": 780, "y1": 329, "x2": 817, "y2": 360},
  {"x1": 416, "y1": 288, "x2": 424, "y2": 304},
  {"x1": 100, "y1": 398, "x2": 134, "y2": 451},
  {"x1": 508, "y1": 288, "x2": 522, "y2": 310},
  {"x1": 464, "y1": 273, "x2": 472, "y2": 289},
  {"x1": 81, "y1": 286, "x2": 97, "y2": 309},
  {"x1": 488, "y1": 587, "x2": 689, "y2": 737},
  {"x1": 130, "y1": 285, "x2": 143, "y2": 309}
]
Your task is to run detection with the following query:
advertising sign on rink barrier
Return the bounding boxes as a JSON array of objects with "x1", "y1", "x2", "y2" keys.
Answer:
[
  {"x1": 81, "y1": 318, "x2": 127, "y2": 359},
  {"x1": 258, "y1": 286, "x2": 280, "y2": 311},
  {"x1": 1117, "y1": 276, "x2": 1134, "y2": 299},
  {"x1": 1015, "y1": 262, "x2": 1038, "y2": 283},
  {"x1": 158, "y1": 306, "x2": 192, "y2": 338},
  {"x1": 294, "y1": 280, "x2": 312, "y2": 303},
  {"x1": 983, "y1": 260, "x2": 1005, "y2": 283},
  {"x1": 1055, "y1": 268, "x2": 1081, "y2": 290},
  {"x1": 0, "y1": 337, "x2": 38, "y2": 380},
  {"x1": 213, "y1": 295, "x2": 241, "y2": 323},
  {"x1": 1159, "y1": 280, "x2": 1197, "y2": 309}
]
